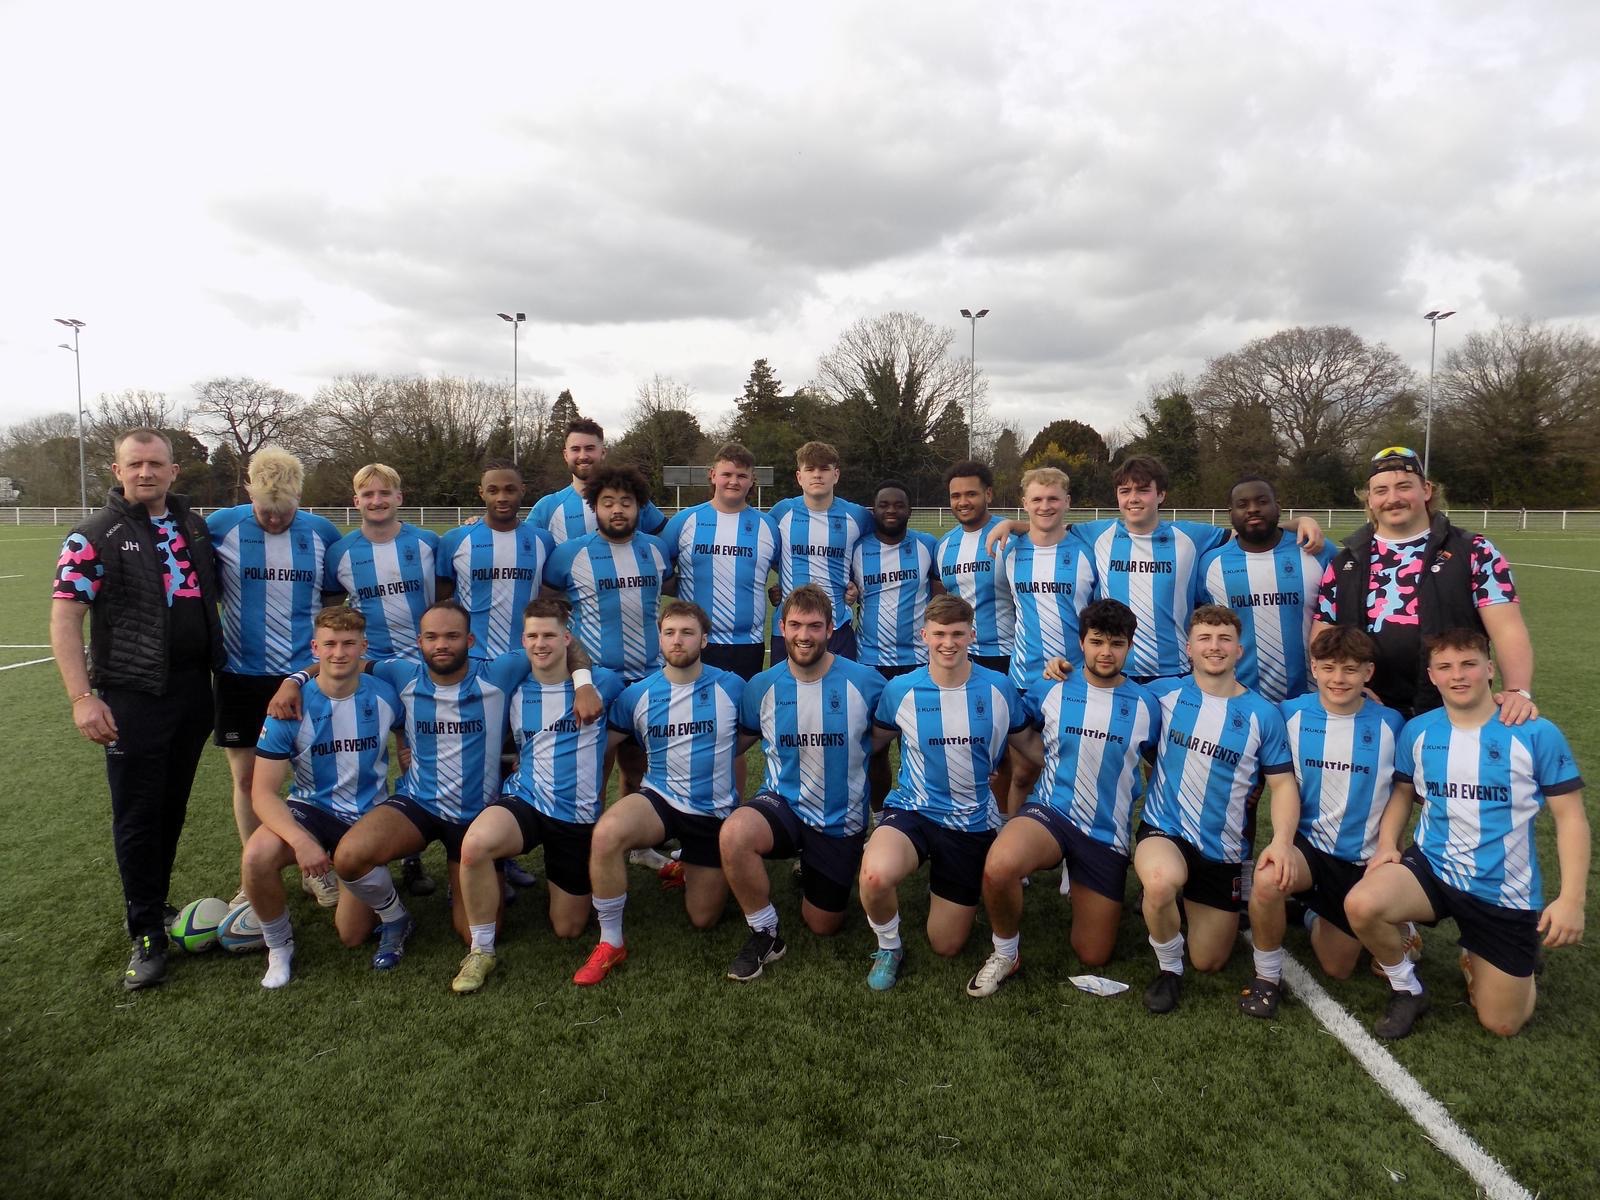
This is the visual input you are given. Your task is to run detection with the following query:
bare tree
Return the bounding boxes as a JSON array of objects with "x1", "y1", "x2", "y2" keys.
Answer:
[
  {"x1": 618, "y1": 375, "x2": 702, "y2": 491},
  {"x1": 191, "y1": 377, "x2": 305, "y2": 502},
  {"x1": 85, "y1": 389, "x2": 184, "y2": 469},
  {"x1": 0, "y1": 412, "x2": 82, "y2": 504},
  {"x1": 1194, "y1": 327, "x2": 1413, "y2": 462}
]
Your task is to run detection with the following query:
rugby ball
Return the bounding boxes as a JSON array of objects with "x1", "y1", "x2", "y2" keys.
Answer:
[
  {"x1": 217, "y1": 901, "x2": 267, "y2": 954},
  {"x1": 169, "y1": 897, "x2": 229, "y2": 953}
]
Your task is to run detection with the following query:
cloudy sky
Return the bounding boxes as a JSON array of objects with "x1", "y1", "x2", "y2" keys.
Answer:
[{"x1": 3, "y1": 0, "x2": 1596, "y2": 445}]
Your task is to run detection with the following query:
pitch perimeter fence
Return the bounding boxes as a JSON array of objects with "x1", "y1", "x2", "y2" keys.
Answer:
[{"x1": 4, "y1": 506, "x2": 1600, "y2": 534}]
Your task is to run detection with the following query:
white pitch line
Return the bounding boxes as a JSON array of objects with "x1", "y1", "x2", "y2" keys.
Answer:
[
  {"x1": 0, "y1": 574, "x2": 22, "y2": 579},
  {"x1": 1274, "y1": 946, "x2": 1532, "y2": 1200},
  {"x1": 0, "y1": 644, "x2": 49, "y2": 649},
  {"x1": 0, "y1": 657, "x2": 52, "y2": 672},
  {"x1": 1507, "y1": 561, "x2": 1600, "y2": 574}
]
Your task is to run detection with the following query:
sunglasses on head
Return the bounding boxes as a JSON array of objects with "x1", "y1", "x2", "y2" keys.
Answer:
[{"x1": 1371, "y1": 446, "x2": 1420, "y2": 463}]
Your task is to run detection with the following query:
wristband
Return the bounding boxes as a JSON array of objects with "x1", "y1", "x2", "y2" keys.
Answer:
[
  {"x1": 70, "y1": 691, "x2": 94, "y2": 705},
  {"x1": 1511, "y1": 688, "x2": 1533, "y2": 702},
  {"x1": 572, "y1": 669, "x2": 594, "y2": 690},
  {"x1": 287, "y1": 670, "x2": 311, "y2": 688}
]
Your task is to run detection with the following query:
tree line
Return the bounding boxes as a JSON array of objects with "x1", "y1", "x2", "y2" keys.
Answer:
[{"x1": 5, "y1": 315, "x2": 1597, "y2": 510}]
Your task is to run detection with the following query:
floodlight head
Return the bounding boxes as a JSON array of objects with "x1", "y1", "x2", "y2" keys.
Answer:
[
  {"x1": 1439, "y1": 310, "x2": 1456, "y2": 320},
  {"x1": 59, "y1": 342, "x2": 74, "y2": 351},
  {"x1": 497, "y1": 312, "x2": 513, "y2": 321},
  {"x1": 975, "y1": 308, "x2": 989, "y2": 318},
  {"x1": 54, "y1": 317, "x2": 85, "y2": 328},
  {"x1": 1424, "y1": 310, "x2": 1439, "y2": 319},
  {"x1": 960, "y1": 308, "x2": 972, "y2": 319}
]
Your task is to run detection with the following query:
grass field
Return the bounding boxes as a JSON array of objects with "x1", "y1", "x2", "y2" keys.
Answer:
[{"x1": 2, "y1": 524, "x2": 1596, "y2": 1199}]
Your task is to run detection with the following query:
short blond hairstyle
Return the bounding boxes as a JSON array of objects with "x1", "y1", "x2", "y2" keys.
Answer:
[
  {"x1": 247, "y1": 445, "x2": 304, "y2": 508},
  {"x1": 352, "y1": 462, "x2": 402, "y2": 493},
  {"x1": 1020, "y1": 467, "x2": 1071, "y2": 496}
]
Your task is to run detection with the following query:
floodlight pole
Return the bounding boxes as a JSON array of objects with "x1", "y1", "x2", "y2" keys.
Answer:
[
  {"x1": 497, "y1": 312, "x2": 526, "y2": 464},
  {"x1": 959, "y1": 307, "x2": 988, "y2": 458},
  {"x1": 1422, "y1": 309, "x2": 1455, "y2": 476},
  {"x1": 55, "y1": 318, "x2": 87, "y2": 512}
]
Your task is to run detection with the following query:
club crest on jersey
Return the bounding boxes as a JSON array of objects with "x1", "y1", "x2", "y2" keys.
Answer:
[
  {"x1": 1155, "y1": 533, "x2": 1170, "y2": 545},
  {"x1": 975, "y1": 698, "x2": 986, "y2": 716},
  {"x1": 1230, "y1": 712, "x2": 1244, "y2": 730},
  {"x1": 1487, "y1": 741, "x2": 1502, "y2": 761},
  {"x1": 831, "y1": 518, "x2": 844, "y2": 532},
  {"x1": 1283, "y1": 558, "x2": 1296, "y2": 576},
  {"x1": 296, "y1": 534, "x2": 309, "y2": 552},
  {"x1": 1118, "y1": 702, "x2": 1130, "y2": 719},
  {"x1": 403, "y1": 545, "x2": 416, "y2": 563},
  {"x1": 828, "y1": 691, "x2": 841, "y2": 712},
  {"x1": 1360, "y1": 725, "x2": 1374, "y2": 746},
  {"x1": 697, "y1": 688, "x2": 709, "y2": 704},
  {"x1": 360, "y1": 700, "x2": 375, "y2": 721}
]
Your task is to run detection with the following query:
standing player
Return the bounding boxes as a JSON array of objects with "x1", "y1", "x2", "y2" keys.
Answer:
[
  {"x1": 572, "y1": 601, "x2": 745, "y2": 986},
  {"x1": 1133, "y1": 604, "x2": 1300, "y2": 1014},
  {"x1": 768, "y1": 441, "x2": 873, "y2": 660},
  {"x1": 241, "y1": 607, "x2": 404, "y2": 989},
  {"x1": 998, "y1": 467, "x2": 1097, "y2": 815},
  {"x1": 437, "y1": 459, "x2": 554, "y2": 659},
  {"x1": 1198, "y1": 476, "x2": 1335, "y2": 703},
  {"x1": 858, "y1": 594, "x2": 1031, "y2": 990},
  {"x1": 719, "y1": 586, "x2": 887, "y2": 980},
  {"x1": 1345, "y1": 629, "x2": 1587, "y2": 1039},
  {"x1": 207, "y1": 447, "x2": 341, "y2": 872},
  {"x1": 661, "y1": 442, "x2": 779, "y2": 682},
  {"x1": 965, "y1": 600, "x2": 1159, "y2": 997},
  {"x1": 325, "y1": 462, "x2": 442, "y2": 895},
  {"x1": 543, "y1": 464, "x2": 672, "y2": 797},
  {"x1": 527, "y1": 418, "x2": 668, "y2": 544},
  {"x1": 851, "y1": 480, "x2": 941, "y2": 808},
  {"x1": 273, "y1": 601, "x2": 533, "y2": 969},
  {"x1": 1239, "y1": 626, "x2": 1406, "y2": 1019},
  {"x1": 935, "y1": 460, "x2": 1016, "y2": 674},
  {"x1": 1316, "y1": 446, "x2": 1532, "y2": 722},
  {"x1": 448, "y1": 598, "x2": 624, "y2": 994}
]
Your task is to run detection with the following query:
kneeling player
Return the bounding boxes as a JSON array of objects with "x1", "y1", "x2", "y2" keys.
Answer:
[
  {"x1": 450, "y1": 598, "x2": 623, "y2": 993},
  {"x1": 242, "y1": 608, "x2": 404, "y2": 988},
  {"x1": 858, "y1": 594, "x2": 1031, "y2": 990},
  {"x1": 1346, "y1": 629, "x2": 1587, "y2": 1039},
  {"x1": 574, "y1": 601, "x2": 745, "y2": 985},
  {"x1": 719, "y1": 586, "x2": 886, "y2": 980},
  {"x1": 1240, "y1": 627, "x2": 1406, "y2": 1018},
  {"x1": 1133, "y1": 605, "x2": 1300, "y2": 1014},
  {"x1": 966, "y1": 600, "x2": 1158, "y2": 997}
]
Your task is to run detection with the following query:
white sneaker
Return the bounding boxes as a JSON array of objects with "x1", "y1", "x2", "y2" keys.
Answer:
[
  {"x1": 262, "y1": 944, "x2": 294, "y2": 990},
  {"x1": 965, "y1": 950, "x2": 1021, "y2": 998},
  {"x1": 629, "y1": 847, "x2": 673, "y2": 871},
  {"x1": 230, "y1": 888, "x2": 249, "y2": 908},
  {"x1": 301, "y1": 872, "x2": 340, "y2": 909}
]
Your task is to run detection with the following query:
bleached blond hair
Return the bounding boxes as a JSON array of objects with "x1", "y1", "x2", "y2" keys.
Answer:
[
  {"x1": 1020, "y1": 467, "x2": 1071, "y2": 496},
  {"x1": 247, "y1": 446, "x2": 304, "y2": 508},
  {"x1": 352, "y1": 462, "x2": 402, "y2": 493}
]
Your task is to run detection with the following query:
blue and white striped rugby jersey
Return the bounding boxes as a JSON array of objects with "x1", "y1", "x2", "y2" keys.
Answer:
[
  {"x1": 1398, "y1": 709, "x2": 1583, "y2": 910},
  {"x1": 1071, "y1": 518, "x2": 1228, "y2": 678},
  {"x1": 1001, "y1": 535, "x2": 1097, "y2": 688},
  {"x1": 1025, "y1": 675, "x2": 1159, "y2": 855},
  {"x1": 325, "y1": 525, "x2": 440, "y2": 662},
  {"x1": 1198, "y1": 537, "x2": 1336, "y2": 702},
  {"x1": 609, "y1": 666, "x2": 745, "y2": 820},
  {"x1": 543, "y1": 531, "x2": 672, "y2": 682},
  {"x1": 768, "y1": 496, "x2": 873, "y2": 634},
  {"x1": 207, "y1": 505, "x2": 341, "y2": 675},
  {"x1": 934, "y1": 516, "x2": 1016, "y2": 658},
  {"x1": 372, "y1": 651, "x2": 530, "y2": 824},
  {"x1": 1281, "y1": 694, "x2": 1403, "y2": 863},
  {"x1": 256, "y1": 675, "x2": 404, "y2": 824},
  {"x1": 850, "y1": 531, "x2": 938, "y2": 668},
  {"x1": 739, "y1": 656, "x2": 886, "y2": 837},
  {"x1": 437, "y1": 521, "x2": 554, "y2": 659},
  {"x1": 1142, "y1": 676, "x2": 1294, "y2": 864},
  {"x1": 661, "y1": 503, "x2": 780, "y2": 645},
  {"x1": 874, "y1": 663, "x2": 1026, "y2": 833},
  {"x1": 502, "y1": 668, "x2": 625, "y2": 825}
]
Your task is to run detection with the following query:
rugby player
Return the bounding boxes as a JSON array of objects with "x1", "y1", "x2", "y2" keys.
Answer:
[
  {"x1": 437, "y1": 459, "x2": 554, "y2": 660},
  {"x1": 242, "y1": 607, "x2": 403, "y2": 988},
  {"x1": 1345, "y1": 629, "x2": 1587, "y2": 1039},
  {"x1": 768, "y1": 441, "x2": 873, "y2": 661},
  {"x1": 965, "y1": 600, "x2": 1158, "y2": 996},
  {"x1": 573, "y1": 601, "x2": 745, "y2": 985},
  {"x1": 719, "y1": 585, "x2": 886, "y2": 980},
  {"x1": 1133, "y1": 604, "x2": 1300, "y2": 1014},
  {"x1": 526, "y1": 417, "x2": 668, "y2": 544},
  {"x1": 858, "y1": 594, "x2": 1031, "y2": 990}
]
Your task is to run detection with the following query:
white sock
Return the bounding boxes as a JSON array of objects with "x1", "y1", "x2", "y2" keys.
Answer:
[
  {"x1": 341, "y1": 866, "x2": 408, "y2": 925},
  {"x1": 868, "y1": 913, "x2": 902, "y2": 951},
  {"x1": 469, "y1": 922, "x2": 496, "y2": 954},
  {"x1": 745, "y1": 904, "x2": 778, "y2": 936},
  {"x1": 1059, "y1": 870, "x2": 1071, "y2": 895},
  {"x1": 1253, "y1": 945, "x2": 1285, "y2": 984},
  {"x1": 1150, "y1": 932, "x2": 1185, "y2": 975},
  {"x1": 1379, "y1": 955, "x2": 1423, "y2": 995},
  {"x1": 992, "y1": 932, "x2": 1020, "y2": 961},
  {"x1": 261, "y1": 912, "x2": 293, "y2": 951},
  {"x1": 594, "y1": 894, "x2": 627, "y2": 947},
  {"x1": 261, "y1": 944, "x2": 294, "y2": 990}
]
